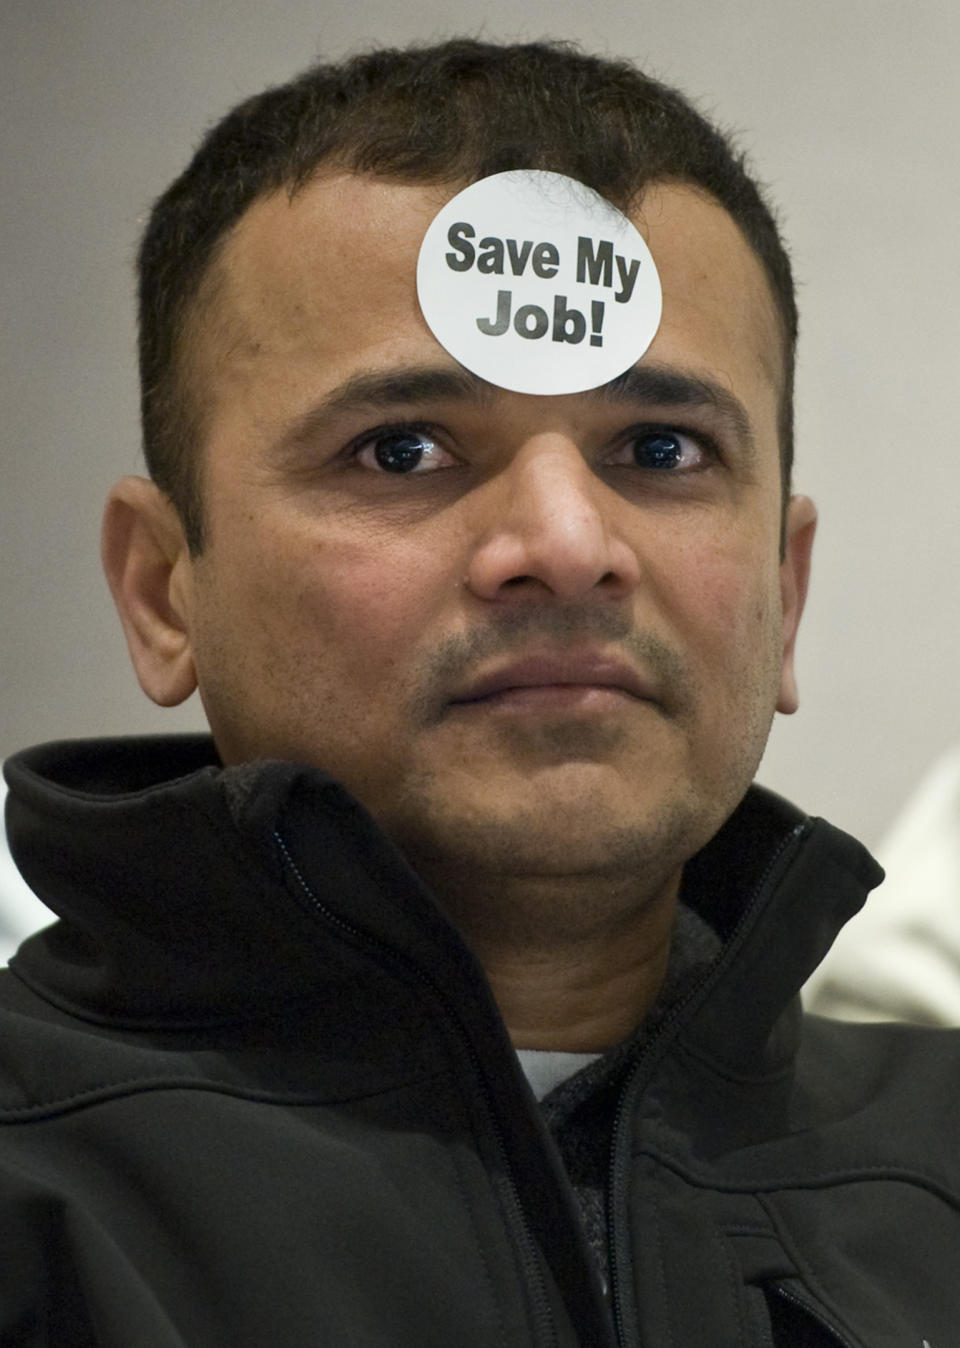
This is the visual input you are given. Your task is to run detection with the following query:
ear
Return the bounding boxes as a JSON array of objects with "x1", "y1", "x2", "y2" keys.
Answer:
[
  {"x1": 101, "y1": 476, "x2": 198, "y2": 707},
  {"x1": 776, "y1": 494, "x2": 817, "y2": 715}
]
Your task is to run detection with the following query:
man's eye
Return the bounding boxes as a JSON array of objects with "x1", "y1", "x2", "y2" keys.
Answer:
[
  {"x1": 617, "y1": 429, "x2": 706, "y2": 471},
  {"x1": 354, "y1": 429, "x2": 451, "y2": 474}
]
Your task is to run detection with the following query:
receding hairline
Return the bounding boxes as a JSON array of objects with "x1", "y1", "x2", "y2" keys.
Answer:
[
  {"x1": 137, "y1": 41, "x2": 798, "y2": 554},
  {"x1": 171, "y1": 167, "x2": 792, "y2": 504}
]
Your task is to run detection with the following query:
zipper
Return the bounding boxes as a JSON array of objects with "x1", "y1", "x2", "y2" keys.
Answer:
[
  {"x1": 604, "y1": 822, "x2": 809, "y2": 1347},
  {"x1": 273, "y1": 830, "x2": 559, "y2": 1347},
  {"x1": 772, "y1": 1284, "x2": 858, "y2": 1348}
]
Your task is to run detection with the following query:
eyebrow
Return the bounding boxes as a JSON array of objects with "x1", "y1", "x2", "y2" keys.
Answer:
[
  {"x1": 598, "y1": 364, "x2": 755, "y2": 451},
  {"x1": 279, "y1": 359, "x2": 755, "y2": 456},
  {"x1": 281, "y1": 366, "x2": 494, "y2": 452}
]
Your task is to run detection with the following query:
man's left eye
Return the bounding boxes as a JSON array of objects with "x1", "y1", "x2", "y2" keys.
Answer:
[
  {"x1": 615, "y1": 429, "x2": 706, "y2": 471},
  {"x1": 354, "y1": 428, "x2": 452, "y2": 474}
]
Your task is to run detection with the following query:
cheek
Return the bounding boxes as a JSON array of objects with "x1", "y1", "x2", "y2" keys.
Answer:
[
  {"x1": 229, "y1": 517, "x2": 456, "y2": 698},
  {"x1": 646, "y1": 522, "x2": 786, "y2": 797},
  {"x1": 191, "y1": 524, "x2": 441, "y2": 766},
  {"x1": 290, "y1": 537, "x2": 438, "y2": 658},
  {"x1": 653, "y1": 524, "x2": 783, "y2": 673}
]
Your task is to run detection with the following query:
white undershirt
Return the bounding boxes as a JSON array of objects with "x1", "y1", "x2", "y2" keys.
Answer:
[{"x1": 515, "y1": 1048, "x2": 602, "y2": 1102}]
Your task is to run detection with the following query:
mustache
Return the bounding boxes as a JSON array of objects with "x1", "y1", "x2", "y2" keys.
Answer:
[{"x1": 409, "y1": 606, "x2": 694, "y2": 725}]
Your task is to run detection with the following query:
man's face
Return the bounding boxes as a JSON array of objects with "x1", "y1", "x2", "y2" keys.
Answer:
[{"x1": 167, "y1": 173, "x2": 812, "y2": 892}]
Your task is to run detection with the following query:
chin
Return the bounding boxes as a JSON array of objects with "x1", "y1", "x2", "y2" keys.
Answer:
[{"x1": 392, "y1": 774, "x2": 708, "y2": 880}]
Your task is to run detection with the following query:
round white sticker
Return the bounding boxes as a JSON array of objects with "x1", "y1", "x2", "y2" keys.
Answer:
[{"x1": 416, "y1": 170, "x2": 662, "y2": 396}]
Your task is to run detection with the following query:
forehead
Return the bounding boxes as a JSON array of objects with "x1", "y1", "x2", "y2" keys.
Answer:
[{"x1": 191, "y1": 171, "x2": 783, "y2": 448}]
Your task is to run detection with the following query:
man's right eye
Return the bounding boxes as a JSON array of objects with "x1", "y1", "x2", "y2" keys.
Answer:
[{"x1": 353, "y1": 428, "x2": 453, "y2": 474}]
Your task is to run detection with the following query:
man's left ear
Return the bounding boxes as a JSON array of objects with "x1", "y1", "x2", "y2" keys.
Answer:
[{"x1": 776, "y1": 494, "x2": 817, "y2": 715}]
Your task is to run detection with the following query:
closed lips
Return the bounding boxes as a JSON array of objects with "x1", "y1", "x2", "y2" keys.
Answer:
[{"x1": 449, "y1": 655, "x2": 657, "y2": 704}]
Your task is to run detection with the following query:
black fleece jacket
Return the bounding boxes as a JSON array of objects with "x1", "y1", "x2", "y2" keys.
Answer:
[{"x1": 1, "y1": 735, "x2": 958, "y2": 1347}]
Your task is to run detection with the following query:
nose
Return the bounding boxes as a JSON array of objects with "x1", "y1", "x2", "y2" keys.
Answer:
[{"x1": 465, "y1": 436, "x2": 642, "y2": 602}]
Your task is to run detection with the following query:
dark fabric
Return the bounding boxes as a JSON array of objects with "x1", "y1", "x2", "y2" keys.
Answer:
[
  {"x1": 540, "y1": 904, "x2": 721, "y2": 1286},
  {"x1": 766, "y1": 1289, "x2": 849, "y2": 1347},
  {"x1": 2, "y1": 735, "x2": 958, "y2": 1347}
]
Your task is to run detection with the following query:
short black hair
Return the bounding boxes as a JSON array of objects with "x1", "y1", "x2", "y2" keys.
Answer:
[{"x1": 138, "y1": 38, "x2": 797, "y2": 551}]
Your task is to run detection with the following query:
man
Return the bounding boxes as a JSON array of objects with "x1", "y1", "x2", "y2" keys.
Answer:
[{"x1": 1, "y1": 39, "x2": 956, "y2": 1347}]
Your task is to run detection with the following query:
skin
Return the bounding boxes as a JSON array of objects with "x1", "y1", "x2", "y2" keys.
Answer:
[{"x1": 103, "y1": 173, "x2": 816, "y2": 1051}]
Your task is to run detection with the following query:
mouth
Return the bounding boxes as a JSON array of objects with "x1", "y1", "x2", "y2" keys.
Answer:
[{"x1": 448, "y1": 653, "x2": 659, "y2": 712}]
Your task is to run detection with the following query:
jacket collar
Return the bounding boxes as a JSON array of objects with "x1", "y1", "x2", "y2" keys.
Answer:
[{"x1": 4, "y1": 735, "x2": 882, "y2": 1048}]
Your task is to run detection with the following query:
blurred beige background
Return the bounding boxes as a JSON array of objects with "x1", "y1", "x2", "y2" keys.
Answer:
[{"x1": 3, "y1": 0, "x2": 958, "y2": 848}]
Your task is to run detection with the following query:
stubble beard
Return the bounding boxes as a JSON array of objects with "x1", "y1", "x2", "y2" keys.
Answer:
[{"x1": 377, "y1": 605, "x2": 782, "y2": 951}]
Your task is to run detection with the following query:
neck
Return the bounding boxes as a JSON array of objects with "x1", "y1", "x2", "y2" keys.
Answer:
[
  {"x1": 478, "y1": 920, "x2": 676, "y2": 1052},
  {"x1": 412, "y1": 860, "x2": 681, "y2": 1052}
]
